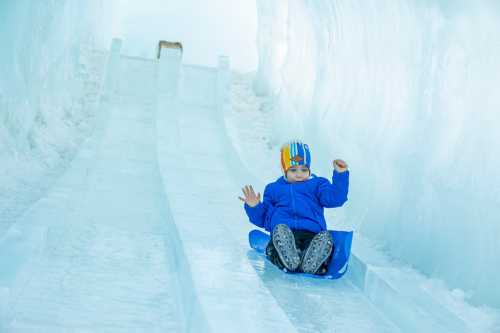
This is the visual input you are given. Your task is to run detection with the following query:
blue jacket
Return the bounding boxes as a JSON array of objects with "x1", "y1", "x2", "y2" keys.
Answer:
[{"x1": 244, "y1": 170, "x2": 349, "y2": 233}]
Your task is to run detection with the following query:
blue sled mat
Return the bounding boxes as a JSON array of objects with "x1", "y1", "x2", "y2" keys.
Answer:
[{"x1": 249, "y1": 229, "x2": 353, "y2": 280}]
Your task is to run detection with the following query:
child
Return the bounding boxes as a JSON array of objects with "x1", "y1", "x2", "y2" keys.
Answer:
[{"x1": 239, "y1": 141, "x2": 349, "y2": 275}]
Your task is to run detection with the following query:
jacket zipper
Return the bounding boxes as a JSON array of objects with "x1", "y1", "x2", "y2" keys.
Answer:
[{"x1": 290, "y1": 184, "x2": 297, "y2": 230}]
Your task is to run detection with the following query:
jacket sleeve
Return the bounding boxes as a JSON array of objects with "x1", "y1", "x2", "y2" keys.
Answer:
[
  {"x1": 317, "y1": 170, "x2": 349, "y2": 208},
  {"x1": 244, "y1": 184, "x2": 274, "y2": 228}
]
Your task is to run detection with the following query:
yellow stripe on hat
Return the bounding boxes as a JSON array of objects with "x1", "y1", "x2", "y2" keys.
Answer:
[{"x1": 281, "y1": 145, "x2": 292, "y2": 172}]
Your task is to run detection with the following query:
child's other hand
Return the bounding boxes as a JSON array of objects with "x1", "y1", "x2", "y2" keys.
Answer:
[
  {"x1": 333, "y1": 159, "x2": 348, "y2": 173},
  {"x1": 239, "y1": 185, "x2": 261, "y2": 207}
]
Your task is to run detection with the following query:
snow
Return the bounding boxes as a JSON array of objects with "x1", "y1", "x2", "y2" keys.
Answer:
[
  {"x1": 1, "y1": 1, "x2": 500, "y2": 332},
  {"x1": 0, "y1": 1, "x2": 107, "y2": 238}
]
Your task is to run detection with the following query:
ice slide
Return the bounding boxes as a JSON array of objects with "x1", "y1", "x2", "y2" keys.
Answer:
[{"x1": 0, "y1": 42, "x2": 472, "y2": 332}]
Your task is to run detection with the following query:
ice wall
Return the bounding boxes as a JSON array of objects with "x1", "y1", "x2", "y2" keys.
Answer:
[
  {"x1": 255, "y1": 0, "x2": 500, "y2": 308},
  {"x1": 0, "y1": 1, "x2": 108, "y2": 232}
]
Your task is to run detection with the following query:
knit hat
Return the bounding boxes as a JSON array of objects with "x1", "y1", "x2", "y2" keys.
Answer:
[{"x1": 280, "y1": 141, "x2": 311, "y2": 174}]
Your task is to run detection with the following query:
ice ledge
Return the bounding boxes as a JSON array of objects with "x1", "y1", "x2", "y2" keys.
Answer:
[{"x1": 347, "y1": 234, "x2": 488, "y2": 332}]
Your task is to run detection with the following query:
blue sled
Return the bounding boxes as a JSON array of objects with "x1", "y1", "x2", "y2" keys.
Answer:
[{"x1": 248, "y1": 229, "x2": 353, "y2": 279}]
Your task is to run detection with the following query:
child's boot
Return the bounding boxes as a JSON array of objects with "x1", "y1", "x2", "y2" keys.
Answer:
[
  {"x1": 272, "y1": 224, "x2": 300, "y2": 271},
  {"x1": 300, "y1": 231, "x2": 333, "y2": 274}
]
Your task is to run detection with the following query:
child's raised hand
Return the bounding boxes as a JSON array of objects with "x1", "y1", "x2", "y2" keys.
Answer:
[
  {"x1": 239, "y1": 185, "x2": 261, "y2": 207},
  {"x1": 333, "y1": 159, "x2": 348, "y2": 173}
]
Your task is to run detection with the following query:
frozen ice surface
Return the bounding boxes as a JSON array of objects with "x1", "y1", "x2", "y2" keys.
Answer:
[{"x1": 2, "y1": 0, "x2": 500, "y2": 332}]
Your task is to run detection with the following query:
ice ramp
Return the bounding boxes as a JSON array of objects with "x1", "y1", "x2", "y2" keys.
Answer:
[{"x1": 156, "y1": 63, "x2": 401, "y2": 332}]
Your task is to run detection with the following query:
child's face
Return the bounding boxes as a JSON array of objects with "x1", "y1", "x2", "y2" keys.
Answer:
[{"x1": 286, "y1": 166, "x2": 310, "y2": 183}]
